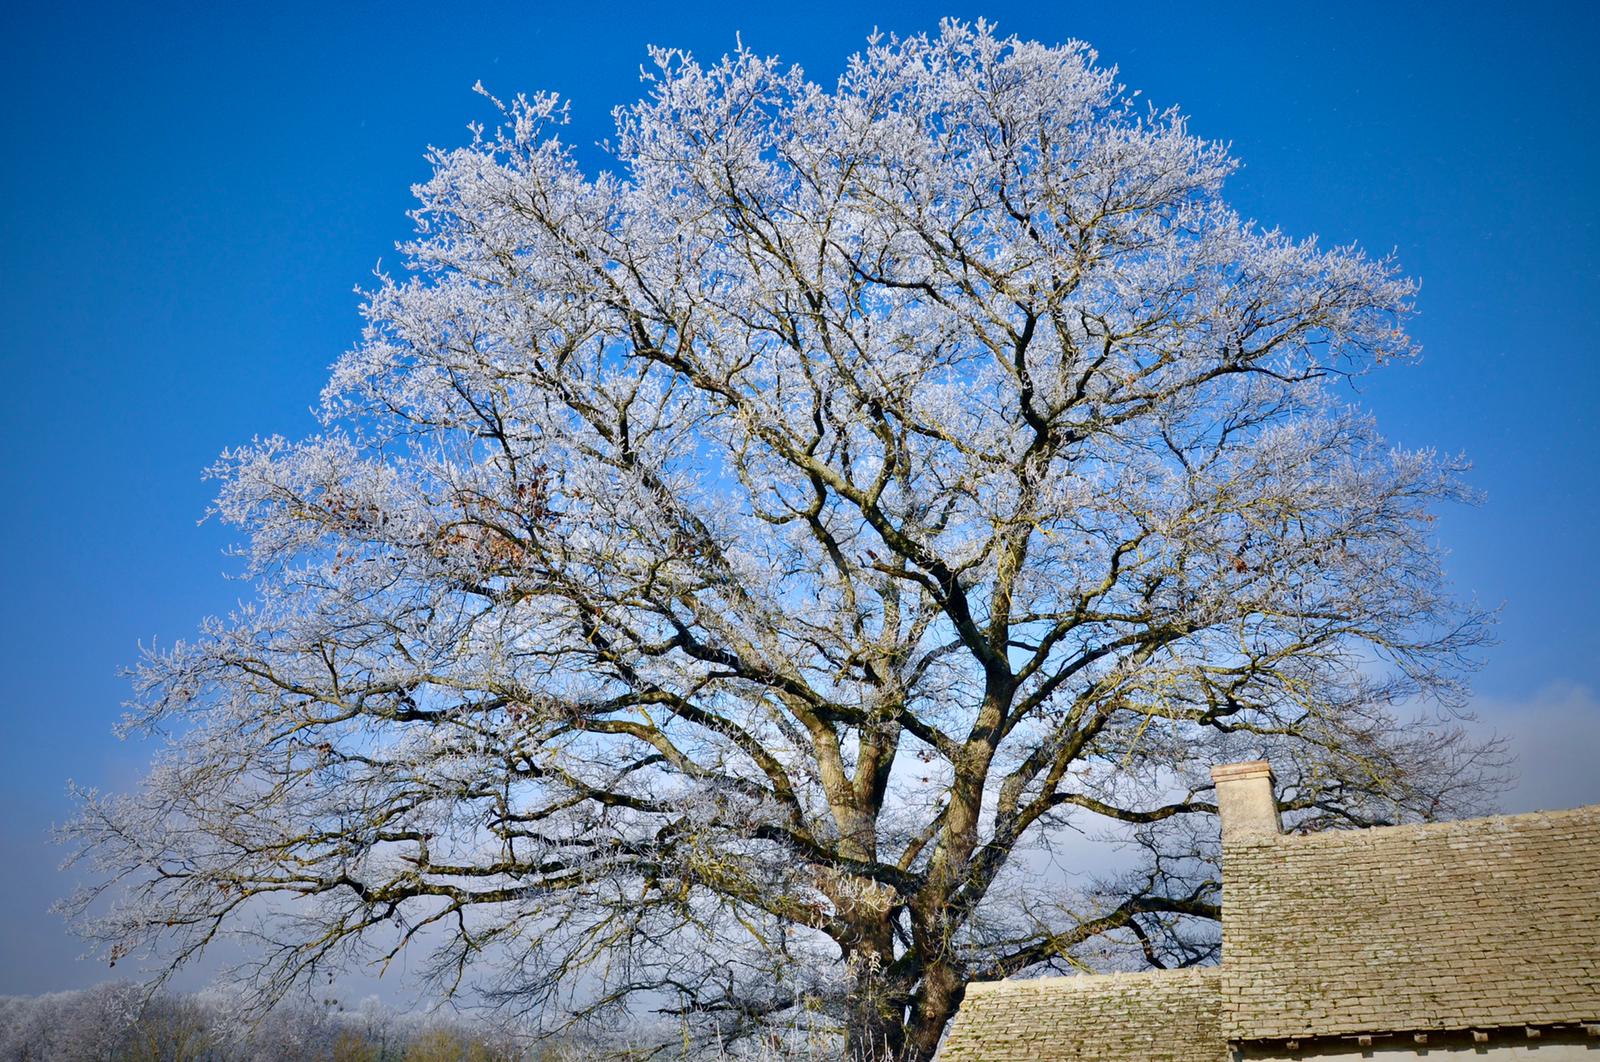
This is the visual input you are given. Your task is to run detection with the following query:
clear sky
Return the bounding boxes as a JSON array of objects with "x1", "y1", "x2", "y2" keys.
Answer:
[{"x1": 2, "y1": 0, "x2": 1597, "y2": 998}]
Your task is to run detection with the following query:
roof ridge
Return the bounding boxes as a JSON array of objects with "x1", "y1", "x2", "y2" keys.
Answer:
[
  {"x1": 1224, "y1": 801, "x2": 1600, "y2": 849},
  {"x1": 963, "y1": 966, "x2": 1219, "y2": 996}
]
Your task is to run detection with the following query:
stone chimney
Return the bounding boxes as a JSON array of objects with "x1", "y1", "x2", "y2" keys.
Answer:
[{"x1": 1211, "y1": 760, "x2": 1281, "y2": 841}]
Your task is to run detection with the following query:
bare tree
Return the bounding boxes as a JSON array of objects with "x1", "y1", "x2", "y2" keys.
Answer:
[
  {"x1": 0, "y1": 982, "x2": 143, "y2": 1061},
  {"x1": 61, "y1": 21, "x2": 1499, "y2": 1061}
]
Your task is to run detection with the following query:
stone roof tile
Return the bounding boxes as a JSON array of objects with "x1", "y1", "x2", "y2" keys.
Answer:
[
  {"x1": 1222, "y1": 803, "x2": 1600, "y2": 1040},
  {"x1": 937, "y1": 967, "x2": 1226, "y2": 1062}
]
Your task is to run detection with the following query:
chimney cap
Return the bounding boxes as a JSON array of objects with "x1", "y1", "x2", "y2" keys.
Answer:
[{"x1": 1211, "y1": 759, "x2": 1275, "y2": 784}]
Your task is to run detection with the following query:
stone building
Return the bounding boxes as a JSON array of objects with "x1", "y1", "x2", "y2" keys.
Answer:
[{"x1": 938, "y1": 761, "x2": 1600, "y2": 1060}]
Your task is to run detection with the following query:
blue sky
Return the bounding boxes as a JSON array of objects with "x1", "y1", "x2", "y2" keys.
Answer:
[{"x1": 1, "y1": 1, "x2": 1596, "y2": 997}]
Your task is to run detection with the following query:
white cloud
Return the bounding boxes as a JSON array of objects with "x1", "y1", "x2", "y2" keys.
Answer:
[{"x1": 1468, "y1": 682, "x2": 1600, "y2": 814}]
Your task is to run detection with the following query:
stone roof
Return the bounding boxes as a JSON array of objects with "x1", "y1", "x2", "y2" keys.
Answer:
[
  {"x1": 1222, "y1": 803, "x2": 1600, "y2": 1041},
  {"x1": 937, "y1": 967, "x2": 1226, "y2": 1062}
]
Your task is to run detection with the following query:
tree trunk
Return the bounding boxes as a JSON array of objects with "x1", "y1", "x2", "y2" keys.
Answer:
[
  {"x1": 901, "y1": 962, "x2": 966, "y2": 1062},
  {"x1": 841, "y1": 919, "x2": 906, "y2": 1062},
  {"x1": 838, "y1": 927, "x2": 969, "y2": 1061},
  {"x1": 844, "y1": 999, "x2": 905, "y2": 1062}
]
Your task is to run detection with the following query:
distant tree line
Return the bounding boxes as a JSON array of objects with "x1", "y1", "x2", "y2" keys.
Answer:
[
  {"x1": 0, "y1": 983, "x2": 565, "y2": 1062},
  {"x1": 0, "y1": 985, "x2": 838, "y2": 1060}
]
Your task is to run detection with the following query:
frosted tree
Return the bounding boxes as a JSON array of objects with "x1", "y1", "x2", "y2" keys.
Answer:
[{"x1": 62, "y1": 21, "x2": 1498, "y2": 1061}]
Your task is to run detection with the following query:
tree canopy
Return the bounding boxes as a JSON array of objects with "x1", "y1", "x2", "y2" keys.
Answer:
[{"x1": 63, "y1": 21, "x2": 1496, "y2": 1061}]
